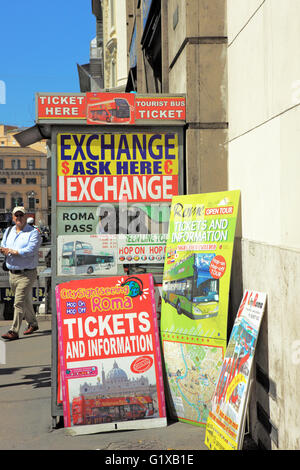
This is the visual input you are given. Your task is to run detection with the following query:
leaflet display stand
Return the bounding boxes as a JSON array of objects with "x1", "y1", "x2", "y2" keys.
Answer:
[{"x1": 34, "y1": 92, "x2": 186, "y2": 427}]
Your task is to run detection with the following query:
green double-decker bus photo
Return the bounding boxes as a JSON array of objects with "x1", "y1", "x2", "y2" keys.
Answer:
[{"x1": 162, "y1": 253, "x2": 219, "y2": 320}]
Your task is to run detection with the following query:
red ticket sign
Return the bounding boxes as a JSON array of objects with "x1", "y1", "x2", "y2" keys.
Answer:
[
  {"x1": 37, "y1": 94, "x2": 86, "y2": 119},
  {"x1": 135, "y1": 97, "x2": 186, "y2": 121},
  {"x1": 36, "y1": 92, "x2": 186, "y2": 123},
  {"x1": 55, "y1": 274, "x2": 166, "y2": 431}
]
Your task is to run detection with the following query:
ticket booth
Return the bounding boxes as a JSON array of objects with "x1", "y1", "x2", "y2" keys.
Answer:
[{"x1": 33, "y1": 91, "x2": 186, "y2": 426}]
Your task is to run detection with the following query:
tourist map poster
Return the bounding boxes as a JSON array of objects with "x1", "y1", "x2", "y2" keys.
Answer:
[
  {"x1": 55, "y1": 274, "x2": 166, "y2": 434},
  {"x1": 205, "y1": 290, "x2": 267, "y2": 450},
  {"x1": 160, "y1": 190, "x2": 240, "y2": 426}
]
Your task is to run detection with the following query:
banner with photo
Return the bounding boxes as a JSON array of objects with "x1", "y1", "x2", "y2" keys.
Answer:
[
  {"x1": 57, "y1": 234, "x2": 118, "y2": 276},
  {"x1": 117, "y1": 233, "x2": 167, "y2": 264},
  {"x1": 55, "y1": 274, "x2": 166, "y2": 434},
  {"x1": 205, "y1": 290, "x2": 267, "y2": 450},
  {"x1": 160, "y1": 190, "x2": 240, "y2": 426}
]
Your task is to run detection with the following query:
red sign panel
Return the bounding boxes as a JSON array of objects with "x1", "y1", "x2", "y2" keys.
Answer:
[
  {"x1": 37, "y1": 94, "x2": 86, "y2": 120},
  {"x1": 86, "y1": 92, "x2": 135, "y2": 125},
  {"x1": 36, "y1": 93, "x2": 186, "y2": 124},
  {"x1": 135, "y1": 96, "x2": 186, "y2": 121},
  {"x1": 57, "y1": 174, "x2": 178, "y2": 203},
  {"x1": 55, "y1": 274, "x2": 166, "y2": 431}
]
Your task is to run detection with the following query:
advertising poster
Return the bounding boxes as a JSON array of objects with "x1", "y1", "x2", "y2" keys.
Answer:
[
  {"x1": 117, "y1": 233, "x2": 167, "y2": 264},
  {"x1": 57, "y1": 132, "x2": 179, "y2": 203},
  {"x1": 57, "y1": 235, "x2": 118, "y2": 276},
  {"x1": 55, "y1": 274, "x2": 166, "y2": 434},
  {"x1": 86, "y1": 92, "x2": 135, "y2": 125},
  {"x1": 205, "y1": 290, "x2": 267, "y2": 450},
  {"x1": 160, "y1": 190, "x2": 240, "y2": 426},
  {"x1": 56, "y1": 203, "x2": 170, "y2": 236}
]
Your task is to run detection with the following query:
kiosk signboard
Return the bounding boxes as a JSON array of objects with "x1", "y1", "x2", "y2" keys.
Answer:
[
  {"x1": 36, "y1": 92, "x2": 186, "y2": 125},
  {"x1": 37, "y1": 91, "x2": 185, "y2": 427}
]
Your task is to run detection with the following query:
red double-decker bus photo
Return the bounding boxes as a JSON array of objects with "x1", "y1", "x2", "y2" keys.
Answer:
[{"x1": 72, "y1": 395, "x2": 154, "y2": 426}]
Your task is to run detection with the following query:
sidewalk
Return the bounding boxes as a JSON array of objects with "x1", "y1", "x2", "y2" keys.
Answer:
[
  {"x1": 0, "y1": 317, "x2": 209, "y2": 451},
  {"x1": 0, "y1": 317, "x2": 258, "y2": 452}
]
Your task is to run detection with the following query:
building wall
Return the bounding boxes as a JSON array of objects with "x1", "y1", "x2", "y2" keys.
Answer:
[
  {"x1": 126, "y1": 0, "x2": 228, "y2": 193},
  {"x1": 102, "y1": 0, "x2": 127, "y2": 90},
  {"x1": 0, "y1": 126, "x2": 48, "y2": 226},
  {"x1": 0, "y1": 125, "x2": 47, "y2": 153},
  {"x1": 227, "y1": 0, "x2": 300, "y2": 449},
  {"x1": 168, "y1": 0, "x2": 228, "y2": 193}
]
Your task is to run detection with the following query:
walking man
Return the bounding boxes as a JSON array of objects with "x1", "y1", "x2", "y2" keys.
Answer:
[{"x1": 1, "y1": 207, "x2": 41, "y2": 341}]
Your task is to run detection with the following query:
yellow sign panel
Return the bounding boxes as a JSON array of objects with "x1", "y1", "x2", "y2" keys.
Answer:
[
  {"x1": 205, "y1": 414, "x2": 238, "y2": 450},
  {"x1": 57, "y1": 132, "x2": 179, "y2": 177}
]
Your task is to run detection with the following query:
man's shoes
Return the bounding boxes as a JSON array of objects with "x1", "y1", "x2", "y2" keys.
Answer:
[
  {"x1": 1, "y1": 330, "x2": 19, "y2": 341},
  {"x1": 23, "y1": 325, "x2": 39, "y2": 335}
]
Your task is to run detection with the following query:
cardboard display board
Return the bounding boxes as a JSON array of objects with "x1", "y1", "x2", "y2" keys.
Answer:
[
  {"x1": 205, "y1": 290, "x2": 267, "y2": 450},
  {"x1": 55, "y1": 274, "x2": 166, "y2": 434},
  {"x1": 160, "y1": 191, "x2": 240, "y2": 426}
]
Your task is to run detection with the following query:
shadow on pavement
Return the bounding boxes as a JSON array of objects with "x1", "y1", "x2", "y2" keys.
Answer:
[{"x1": 0, "y1": 365, "x2": 51, "y2": 389}]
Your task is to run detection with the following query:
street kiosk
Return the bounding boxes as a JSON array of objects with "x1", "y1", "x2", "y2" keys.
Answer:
[{"x1": 35, "y1": 92, "x2": 186, "y2": 427}]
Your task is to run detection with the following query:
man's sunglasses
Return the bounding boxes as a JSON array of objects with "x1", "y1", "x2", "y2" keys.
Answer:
[{"x1": 14, "y1": 213, "x2": 25, "y2": 217}]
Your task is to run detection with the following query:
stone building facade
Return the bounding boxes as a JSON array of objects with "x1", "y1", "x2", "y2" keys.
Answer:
[{"x1": 0, "y1": 125, "x2": 48, "y2": 227}]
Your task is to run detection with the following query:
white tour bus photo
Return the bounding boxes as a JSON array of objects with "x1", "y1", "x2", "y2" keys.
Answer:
[{"x1": 61, "y1": 240, "x2": 115, "y2": 275}]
